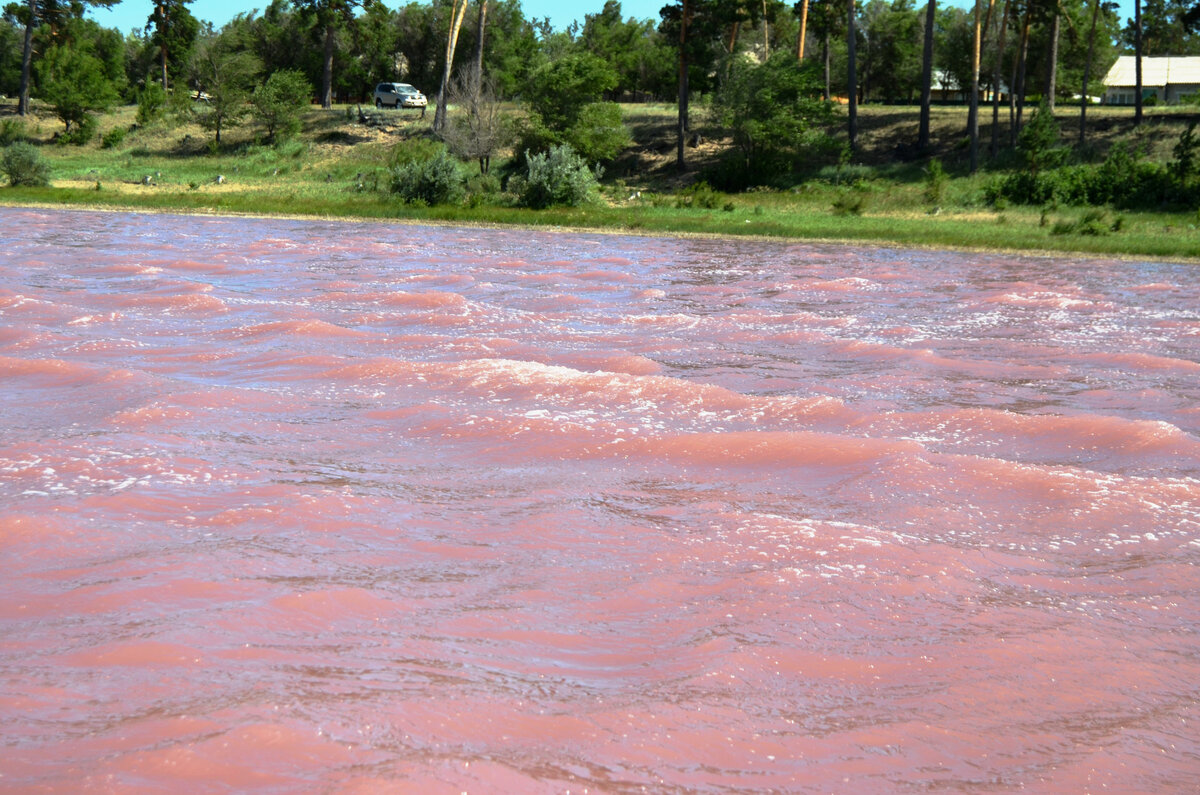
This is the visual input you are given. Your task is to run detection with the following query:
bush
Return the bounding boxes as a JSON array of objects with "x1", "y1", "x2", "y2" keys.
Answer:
[
  {"x1": 514, "y1": 144, "x2": 600, "y2": 209},
  {"x1": 57, "y1": 113, "x2": 98, "y2": 146},
  {"x1": 0, "y1": 119, "x2": 27, "y2": 147},
  {"x1": 2, "y1": 142, "x2": 52, "y2": 187},
  {"x1": 101, "y1": 126, "x2": 128, "y2": 149},
  {"x1": 252, "y1": 69, "x2": 312, "y2": 142},
  {"x1": 674, "y1": 181, "x2": 723, "y2": 209},
  {"x1": 136, "y1": 82, "x2": 167, "y2": 126},
  {"x1": 388, "y1": 147, "x2": 464, "y2": 205},
  {"x1": 923, "y1": 158, "x2": 947, "y2": 205},
  {"x1": 564, "y1": 102, "x2": 631, "y2": 164},
  {"x1": 1017, "y1": 100, "x2": 1065, "y2": 174}
]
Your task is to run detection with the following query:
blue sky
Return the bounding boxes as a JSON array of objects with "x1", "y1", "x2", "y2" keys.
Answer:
[
  {"x1": 90, "y1": 0, "x2": 1137, "y2": 37},
  {"x1": 89, "y1": 1, "x2": 666, "y2": 35}
]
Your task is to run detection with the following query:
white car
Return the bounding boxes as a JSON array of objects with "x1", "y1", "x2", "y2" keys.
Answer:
[{"x1": 373, "y1": 82, "x2": 427, "y2": 109}]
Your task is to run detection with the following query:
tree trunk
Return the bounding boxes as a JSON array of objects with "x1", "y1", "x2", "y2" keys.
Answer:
[
  {"x1": 17, "y1": 0, "x2": 35, "y2": 116},
  {"x1": 797, "y1": 0, "x2": 808, "y2": 59},
  {"x1": 321, "y1": 22, "x2": 335, "y2": 108},
  {"x1": 969, "y1": 0, "x2": 982, "y2": 172},
  {"x1": 918, "y1": 0, "x2": 936, "y2": 151},
  {"x1": 762, "y1": 0, "x2": 769, "y2": 56},
  {"x1": 1012, "y1": 5, "x2": 1031, "y2": 144},
  {"x1": 677, "y1": 0, "x2": 691, "y2": 170},
  {"x1": 823, "y1": 32, "x2": 831, "y2": 100},
  {"x1": 847, "y1": 0, "x2": 857, "y2": 151},
  {"x1": 159, "y1": 2, "x2": 169, "y2": 90},
  {"x1": 472, "y1": 0, "x2": 487, "y2": 92},
  {"x1": 1043, "y1": 9, "x2": 1059, "y2": 112},
  {"x1": 1078, "y1": 0, "x2": 1100, "y2": 145},
  {"x1": 434, "y1": 0, "x2": 470, "y2": 131},
  {"x1": 990, "y1": 0, "x2": 1011, "y2": 158},
  {"x1": 1132, "y1": 0, "x2": 1142, "y2": 123}
]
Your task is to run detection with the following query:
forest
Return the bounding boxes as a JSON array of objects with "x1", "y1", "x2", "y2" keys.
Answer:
[{"x1": 2, "y1": 0, "x2": 1200, "y2": 248}]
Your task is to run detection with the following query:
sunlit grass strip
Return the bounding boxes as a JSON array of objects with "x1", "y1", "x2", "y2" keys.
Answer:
[{"x1": 5, "y1": 185, "x2": 1196, "y2": 261}]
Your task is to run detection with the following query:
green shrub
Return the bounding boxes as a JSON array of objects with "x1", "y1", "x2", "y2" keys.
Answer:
[
  {"x1": 252, "y1": 69, "x2": 312, "y2": 142},
  {"x1": 136, "y1": 82, "x2": 167, "y2": 126},
  {"x1": 1017, "y1": 100, "x2": 1065, "y2": 174},
  {"x1": 832, "y1": 187, "x2": 869, "y2": 216},
  {"x1": 514, "y1": 144, "x2": 599, "y2": 209},
  {"x1": 101, "y1": 126, "x2": 128, "y2": 149},
  {"x1": 2, "y1": 142, "x2": 52, "y2": 187},
  {"x1": 389, "y1": 136, "x2": 447, "y2": 168},
  {"x1": 388, "y1": 147, "x2": 464, "y2": 205},
  {"x1": 58, "y1": 113, "x2": 98, "y2": 146},
  {"x1": 564, "y1": 101, "x2": 631, "y2": 164},
  {"x1": 675, "y1": 181, "x2": 723, "y2": 209},
  {"x1": 0, "y1": 119, "x2": 27, "y2": 146},
  {"x1": 923, "y1": 158, "x2": 947, "y2": 205}
]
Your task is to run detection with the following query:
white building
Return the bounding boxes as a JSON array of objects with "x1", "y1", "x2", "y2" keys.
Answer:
[{"x1": 1102, "y1": 56, "x2": 1200, "y2": 105}]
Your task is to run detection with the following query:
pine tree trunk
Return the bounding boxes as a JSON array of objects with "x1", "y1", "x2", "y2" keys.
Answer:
[
  {"x1": 1079, "y1": 0, "x2": 1101, "y2": 145},
  {"x1": 1012, "y1": 7, "x2": 1031, "y2": 144},
  {"x1": 990, "y1": 0, "x2": 1011, "y2": 158},
  {"x1": 918, "y1": 0, "x2": 936, "y2": 151},
  {"x1": 848, "y1": 0, "x2": 858, "y2": 151},
  {"x1": 677, "y1": 0, "x2": 691, "y2": 170},
  {"x1": 969, "y1": 0, "x2": 982, "y2": 172},
  {"x1": 797, "y1": 0, "x2": 808, "y2": 59},
  {"x1": 434, "y1": 0, "x2": 470, "y2": 131},
  {"x1": 159, "y1": 2, "x2": 169, "y2": 90},
  {"x1": 1134, "y1": 0, "x2": 1143, "y2": 124},
  {"x1": 321, "y1": 22, "x2": 335, "y2": 108},
  {"x1": 17, "y1": 0, "x2": 34, "y2": 116},
  {"x1": 1044, "y1": 10, "x2": 1059, "y2": 112}
]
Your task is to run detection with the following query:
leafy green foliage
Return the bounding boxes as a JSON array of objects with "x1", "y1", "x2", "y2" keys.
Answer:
[
  {"x1": 563, "y1": 101, "x2": 631, "y2": 164},
  {"x1": 709, "y1": 51, "x2": 836, "y2": 189},
  {"x1": 192, "y1": 35, "x2": 261, "y2": 145},
  {"x1": 923, "y1": 158, "x2": 947, "y2": 205},
  {"x1": 136, "y1": 82, "x2": 168, "y2": 126},
  {"x1": 101, "y1": 126, "x2": 128, "y2": 149},
  {"x1": 252, "y1": 69, "x2": 312, "y2": 142},
  {"x1": 37, "y1": 41, "x2": 120, "y2": 141},
  {"x1": 674, "y1": 181, "x2": 723, "y2": 209},
  {"x1": 388, "y1": 145, "x2": 465, "y2": 205},
  {"x1": 1017, "y1": 101, "x2": 1066, "y2": 175},
  {"x1": 0, "y1": 119, "x2": 28, "y2": 147},
  {"x1": 987, "y1": 141, "x2": 1195, "y2": 210},
  {"x1": 2, "y1": 142, "x2": 52, "y2": 187},
  {"x1": 513, "y1": 144, "x2": 600, "y2": 209},
  {"x1": 523, "y1": 52, "x2": 619, "y2": 131}
]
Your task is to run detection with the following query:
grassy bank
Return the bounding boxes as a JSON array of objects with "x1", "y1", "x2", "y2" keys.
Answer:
[{"x1": 3, "y1": 99, "x2": 1199, "y2": 261}]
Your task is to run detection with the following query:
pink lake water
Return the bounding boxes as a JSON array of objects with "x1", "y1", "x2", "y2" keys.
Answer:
[{"x1": 1, "y1": 207, "x2": 1198, "y2": 793}]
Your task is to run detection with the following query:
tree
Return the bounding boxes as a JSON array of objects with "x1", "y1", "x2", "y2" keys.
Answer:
[
  {"x1": 7, "y1": 0, "x2": 119, "y2": 116},
  {"x1": 523, "y1": 51, "x2": 618, "y2": 130},
  {"x1": 292, "y1": 0, "x2": 373, "y2": 108},
  {"x1": 192, "y1": 33, "x2": 260, "y2": 145},
  {"x1": 251, "y1": 68, "x2": 311, "y2": 141},
  {"x1": 37, "y1": 35, "x2": 119, "y2": 138},
  {"x1": 146, "y1": 0, "x2": 199, "y2": 90},
  {"x1": 711, "y1": 49, "x2": 834, "y2": 184},
  {"x1": 989, "y1": 0, "x2": 1011, "y2": 158},
  {"x1": 968, "y1": 0, "x2": 984, "y2": 171},
  {"x1": 918, "y1": 0, "x2": 936, "y2": 150},
  {"x1": 847, "y1": 0, "x2": 857, "y2": 150},
  {"x1": 440, "y1": 69, "x2": 507, "y2": 173},
  {"x1": 433, "y1": 0, "x2": 470, "y2": 131}
]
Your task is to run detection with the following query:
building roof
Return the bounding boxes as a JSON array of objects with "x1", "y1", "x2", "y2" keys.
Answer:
[{"x1": 1103, "y1": 56, "x2": 1200, "y2": 87}]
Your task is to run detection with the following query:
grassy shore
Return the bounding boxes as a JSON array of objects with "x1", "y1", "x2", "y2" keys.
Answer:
[{"x1": 3, "y1": 99, "x2": 1199, "y2": 261}]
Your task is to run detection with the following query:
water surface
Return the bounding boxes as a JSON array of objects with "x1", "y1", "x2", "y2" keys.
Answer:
[{"x1": 2, "y1": 208, "x2": 1198, "y2": 792}]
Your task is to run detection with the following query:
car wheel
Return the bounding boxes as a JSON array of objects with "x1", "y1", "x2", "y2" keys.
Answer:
[{"x1": 375, "y1": 98, "x2": 382, "y2": 108}]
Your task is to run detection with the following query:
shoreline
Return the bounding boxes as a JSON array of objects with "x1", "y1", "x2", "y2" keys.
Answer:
[{"x1": 5, "y1": 198, "x2": 1196, "y2": 265}]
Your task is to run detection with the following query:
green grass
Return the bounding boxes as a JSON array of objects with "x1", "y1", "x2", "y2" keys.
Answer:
[{"x1": 3, "y1": 99, "x2": 1198, "y2": 262}]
